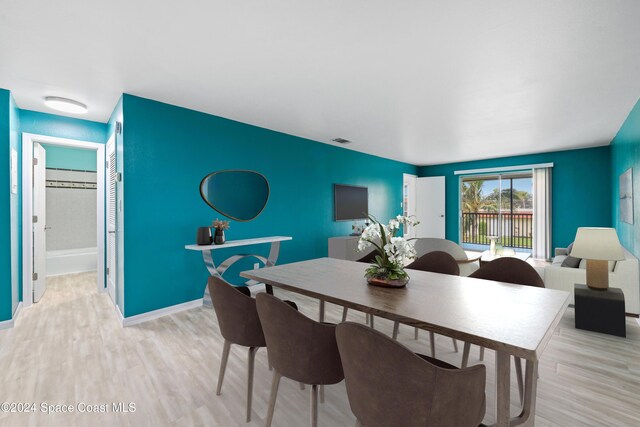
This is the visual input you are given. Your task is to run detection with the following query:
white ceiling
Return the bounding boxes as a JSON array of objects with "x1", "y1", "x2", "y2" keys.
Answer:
[{"x1": 1, "y1": 1, "x2": 639, "y2": 165}]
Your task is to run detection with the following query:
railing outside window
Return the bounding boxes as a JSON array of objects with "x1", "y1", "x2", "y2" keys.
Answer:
[{"x1": 462, "y1": 212, "x2": 532, "y2": 249}]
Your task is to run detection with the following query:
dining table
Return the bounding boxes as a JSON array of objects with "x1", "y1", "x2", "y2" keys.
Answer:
[{"x1": 240, "y1": 257, "x2": 570, "y2": 427}]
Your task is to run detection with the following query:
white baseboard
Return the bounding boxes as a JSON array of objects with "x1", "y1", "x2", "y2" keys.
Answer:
[
  {"x1": 0, "y1": 317, "x2": 14, "y2": 330},
  {"x1": 0, "y1": 302, "x2": 23, "y2": 330},
  {"x1": 115, "y1": 303, "x2": 125, "y2": 326},
  {"x1": 119, "y1": 298, "x2": 204, "y2": 327}
]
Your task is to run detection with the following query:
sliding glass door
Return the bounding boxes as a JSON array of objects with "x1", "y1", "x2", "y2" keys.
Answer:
[{"x1": 460, "y1": 172, "x2": 533, "y2": 251}]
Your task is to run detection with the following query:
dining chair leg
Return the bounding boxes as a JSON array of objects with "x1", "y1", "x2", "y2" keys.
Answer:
[
  {"x1": 216, "y1": 340, "x2": 231, "y2": 395},
  {"x1": 514, "y1": 356, "x2": 524, "y2": 405},
  {"x1": 479, "y1": 346, "x2": 485, "y2": 361},
  {"x1": 461, "y1": 342, "x2": 471, "y2": 368},
  {"x1": 265, "y1": 371, "x2": 282, "y2": 427},
  {"x1": 368, "y1": 314, "x2": 375, "y2": 329},
  {"x1": 246, "y1": 347, "x2": 259, "y2": 422},
  {"x1": 342, "y1": 307, "x2": 348, "y2": 322},
  {"x1": 429, "y1": 331, "x2": 436, "y2": 358},
  {"x1": 319, "y1": 300, "x2": 325, "y2": 322},
  {"x1": 452, "y1": 338, "x2": 459, "y2": 352},
  {"x1": 320, "y1": 384, "x2": 325, "y2": 403},
  {"x1": 392, "y1": 322, "x2": 400, "y2": 340},
  {"x1": 310, "y1": 384, "x2": 319, "y2": 427},
  {"x1": 414, "y1": 328, "x2": 419, "y2": 340}
]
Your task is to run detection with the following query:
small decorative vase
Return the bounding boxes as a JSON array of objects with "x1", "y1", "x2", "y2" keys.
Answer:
[
  {"x1": 196, "y1": 226, "x2": 213, "y2": 245},
  {"x1": 214, "y1": 228, "x2": 226, "y2": 245},
  {"x1": 366, "y1": 275, "x2": 409, "y2": 288}
]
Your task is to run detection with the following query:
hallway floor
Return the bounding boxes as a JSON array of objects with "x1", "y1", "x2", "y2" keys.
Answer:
[{"x1": 0, "y1": 272, "x2": 639, "y2": 426}]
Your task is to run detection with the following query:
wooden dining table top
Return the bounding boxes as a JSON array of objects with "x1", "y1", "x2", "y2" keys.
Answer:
[{"x1": 240, "y1": 257, "x2": 570, "y2": 360}]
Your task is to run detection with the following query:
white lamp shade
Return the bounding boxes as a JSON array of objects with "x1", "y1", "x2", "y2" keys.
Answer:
[{"x1": 570, "y1": 227, "x2": 625, "y2": 261}]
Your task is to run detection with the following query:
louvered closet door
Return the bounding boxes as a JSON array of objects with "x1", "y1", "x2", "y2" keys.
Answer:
[{"x1": 106, "y1": 134, "x2": 117, "y2": 305}]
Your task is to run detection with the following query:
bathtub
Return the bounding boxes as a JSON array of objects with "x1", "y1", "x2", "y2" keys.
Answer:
[{"x1": 46, "y1": 247, "x2": 97, "y2": 277}]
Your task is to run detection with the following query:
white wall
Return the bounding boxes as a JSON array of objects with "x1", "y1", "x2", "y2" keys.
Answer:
[{"x1": 45, "y1": 169, "x2": 97, "y2": 251}]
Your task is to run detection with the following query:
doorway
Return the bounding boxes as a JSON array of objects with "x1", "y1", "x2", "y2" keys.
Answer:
[
  {"x1": 22, "y1": 133, "x2": 106, "y2": 307},
  {"x1": 402, "y1": 174, "x2": 417, "y2": 238}
]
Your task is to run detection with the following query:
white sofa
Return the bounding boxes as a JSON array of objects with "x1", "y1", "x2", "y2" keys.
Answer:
[
  {"x1": 544, "y1": 246, "x2": 640, "y2": 315},
  {"x1": 413, "y1": 238, "x2": 480, "y2": 277}
]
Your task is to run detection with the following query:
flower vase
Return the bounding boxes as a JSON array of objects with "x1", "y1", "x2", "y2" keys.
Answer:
[
  {"x1": 366, "y1": 275, "x2": 409, "y2": 288},
  {"x1": 214, "y1": 229, "x2": 226, "y2": 245}
]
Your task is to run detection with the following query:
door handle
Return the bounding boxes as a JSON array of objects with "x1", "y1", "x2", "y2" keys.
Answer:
[
  {"x1": 44, "y1": 226, "x2": 52, "y2": 230},
  {"x1": 108, "y1": 231, "x2": 117, "y2": 234}
]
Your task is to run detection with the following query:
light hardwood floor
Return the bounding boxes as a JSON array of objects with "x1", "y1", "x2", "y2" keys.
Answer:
[{"x1": 0, "y1": 272, "x2": 639, "y2": 426}]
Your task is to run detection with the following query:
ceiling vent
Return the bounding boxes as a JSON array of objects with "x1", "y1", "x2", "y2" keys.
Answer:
[{"x1": 332, "y1": 138, "x2": 351, "y2": 144}]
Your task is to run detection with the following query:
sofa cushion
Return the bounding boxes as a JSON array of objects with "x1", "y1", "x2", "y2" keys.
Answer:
[
  {"x1": 561, "y1": 255, "x2": 581, "y2": 268},
  {"x1": 552, "y1": 255, "x2": 567, "y2": 267},
  {"x1": 578, "y1": 259, "x2": 617, "y2": 272}
]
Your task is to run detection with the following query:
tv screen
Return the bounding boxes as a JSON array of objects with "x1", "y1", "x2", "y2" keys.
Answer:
[{"x1": 334, "y1": 184, "x2": 368, "y2": 221}]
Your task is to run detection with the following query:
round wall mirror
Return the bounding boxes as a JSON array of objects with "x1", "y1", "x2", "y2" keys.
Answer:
[{"x1": 200, "y1": 170, "x2": 270, "y2": 222}]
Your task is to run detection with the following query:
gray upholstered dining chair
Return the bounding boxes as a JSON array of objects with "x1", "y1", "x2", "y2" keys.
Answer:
[
  {"x1": 394, "y1": 251, "x2": 460, "y2": 357},
  {"x1": 256, "y1": 292, "x2": 345, "y2": 427},
  {"x1": 336, "y1": 322, "x2": 486, "y2": 427},
  {"x1": 462, "y1": 257, "x2": 544, "y2": 404},
  {"x1": 209, "y1": 276, "x2": 266, "y2": 423},
  {"x1": 339, "y1": 250, "x2": 377, "y2": 327}
]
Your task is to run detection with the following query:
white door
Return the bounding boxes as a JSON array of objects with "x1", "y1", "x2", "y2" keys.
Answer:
[
  {"x1": 415, "y1": 176, "x2": 445, "y2": 238},
  {"x1": 403, "y1": 174, "x2": 417, "y2": 238},
  {"x1": 33, "y1": 143, "x2": 47, "y2": 302},
  {"x1": 106, "y1": 135, "x2": 117, "y2": 305}
]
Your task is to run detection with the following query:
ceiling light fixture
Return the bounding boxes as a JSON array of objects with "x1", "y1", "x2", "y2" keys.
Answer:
[
  {"x1": 332, "y1": 138, "x2": 351, "y2": 144},
  {"x1": 44, "y1": 96, "x2": 88, "y2": 114}
]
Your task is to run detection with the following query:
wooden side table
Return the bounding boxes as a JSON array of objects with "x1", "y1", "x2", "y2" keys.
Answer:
[{"x1": 574, "y1": 284, "x2": 626, "y2": 337}]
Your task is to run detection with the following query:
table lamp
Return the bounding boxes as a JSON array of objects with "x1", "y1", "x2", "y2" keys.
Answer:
[{"x1": 570, "y1": 227, "x2": 625, "y2": 290}]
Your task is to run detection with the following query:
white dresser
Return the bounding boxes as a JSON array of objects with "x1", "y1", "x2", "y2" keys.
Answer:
[{"x1": 328, "y1": 236, "x2": 362, "y2": 261}]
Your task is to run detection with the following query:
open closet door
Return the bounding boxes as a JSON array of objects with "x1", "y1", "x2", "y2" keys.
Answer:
[
  {"x1": 415, "y1": 176, "x2": 445, "y2": 238},
  {"x1": 106, "y1": 134, "x2": 117, "y2": 305},
  {"x1": 33, "y1": 143, "x2": 47, "y2": 302}
]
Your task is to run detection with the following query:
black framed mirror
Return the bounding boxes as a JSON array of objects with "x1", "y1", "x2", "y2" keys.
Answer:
[{"x1": 199, "y1": 170, "x2": 270, "y2": 222}]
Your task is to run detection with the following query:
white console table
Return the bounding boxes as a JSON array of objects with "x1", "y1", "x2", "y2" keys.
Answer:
[
  {"x1": 186, "y1": 236, "x2": 292, "y2": 306},
  {"x1": 328, "y1": 236, "x2": 362, "y2": 261}
]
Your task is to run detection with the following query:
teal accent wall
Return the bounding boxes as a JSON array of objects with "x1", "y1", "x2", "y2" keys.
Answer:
[
  {"x1": 419, "y1": 146, "x2": 612, "y2": 251},
  {"x1": 0, "y1": 89, "x2": 11, "y2": 322},
  {"x1": 19, "y1": 109, "x2": 107, "y2": 144},
  {"x1": 121, "y1": 94, "x2": 417, "y2": 317},
  {"x1": 40, "y1": 144, "x2": 97, "y2": 171},
  {"x1": 9, "y1": 94, "x2": 21, "y2": 315},
  {"x1": 611, "y1": 98, "x2": 640, "y2": 258}
]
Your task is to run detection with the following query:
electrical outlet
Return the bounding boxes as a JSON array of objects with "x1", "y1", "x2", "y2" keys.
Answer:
[{"x1": 253, "y1": 263, "x2": 260, "y2": 270}]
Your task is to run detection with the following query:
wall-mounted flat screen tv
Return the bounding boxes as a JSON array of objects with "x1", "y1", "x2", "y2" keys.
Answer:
[{"x1": 334, "y1": 184, "x2": 368, "y2": 221}]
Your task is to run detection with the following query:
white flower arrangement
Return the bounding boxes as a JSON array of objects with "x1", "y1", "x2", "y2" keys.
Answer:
[{"x1": 358, "y1": 214, "x2": 420, "y2": 281}]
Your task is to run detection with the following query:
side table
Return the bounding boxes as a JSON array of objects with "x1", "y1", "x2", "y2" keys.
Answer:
[
  {"x1": 574, "y1": 284, "x2": 625, "y2": 337},
  {"x1": 186, "y1": 236, "x2": 292, "y2": 306}
]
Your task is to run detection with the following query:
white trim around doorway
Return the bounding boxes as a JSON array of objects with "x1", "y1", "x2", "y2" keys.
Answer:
[{"x1": 22, "y1": 133, "x2": 106, "y2": 308}]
